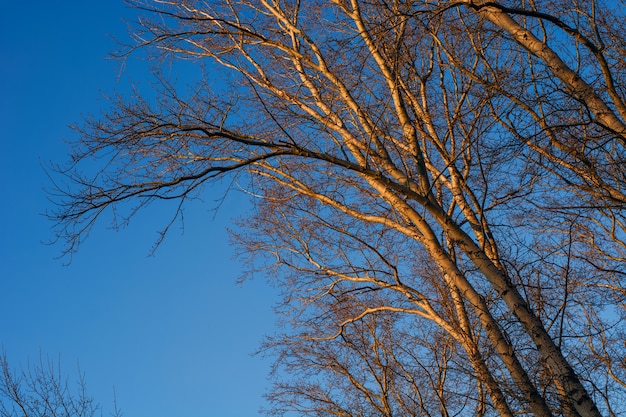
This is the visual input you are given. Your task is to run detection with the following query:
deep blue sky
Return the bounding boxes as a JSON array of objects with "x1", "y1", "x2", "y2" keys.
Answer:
[{"x1": 0, "y1": 3, "x2": 280, "y2": 416}]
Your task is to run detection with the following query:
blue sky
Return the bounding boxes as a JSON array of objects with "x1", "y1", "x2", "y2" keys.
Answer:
[{"x1": 0, "y1": 3, "x2": 280, "y2": 416}]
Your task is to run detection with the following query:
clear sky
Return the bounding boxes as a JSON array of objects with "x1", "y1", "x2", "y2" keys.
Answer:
[{"x1": 0, "y1": 3, "x2": 281, "y2": 416}]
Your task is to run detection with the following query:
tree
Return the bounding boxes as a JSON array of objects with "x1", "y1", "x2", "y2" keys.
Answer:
[
  {"x1": 0, "y1": 351, "x2": 120, "y2": 417},
  {"x1": 51, "y1": 1, "x2": 626, "y2": 416}
]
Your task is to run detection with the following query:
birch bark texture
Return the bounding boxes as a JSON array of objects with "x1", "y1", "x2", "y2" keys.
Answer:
[{"x1": 52, "y1": 1, "x2": 626, "y2": 416}]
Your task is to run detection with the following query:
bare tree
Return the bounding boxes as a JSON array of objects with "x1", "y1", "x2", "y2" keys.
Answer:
[
  {"x1": 0, "y1": 351, "x2": 120, "y2": 417},
  {"x1": 51, "y1": 1, "x2": 626, "y2": 416},
  {"x1": 263, "y1": 300, "x2": 467, "y2": 417}
]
